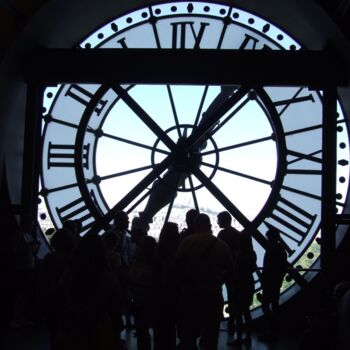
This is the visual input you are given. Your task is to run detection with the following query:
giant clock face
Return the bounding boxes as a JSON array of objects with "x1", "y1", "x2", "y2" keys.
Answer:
[{"x1": 38, "y1": 1, "x2": 350, "y2": 314}]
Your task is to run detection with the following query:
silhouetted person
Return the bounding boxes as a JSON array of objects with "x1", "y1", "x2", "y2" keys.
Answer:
[
  {"x1": 334, "y1": 281, "x2": 350, "y2": 350},
  {"x1": 114, "y1": 211, "x2": 135, "y2": 328},
  {"x1": 39, "y1": 228, "x2": 75, "y2": 346},
  {"x1": 114, "y1": 211, "x2": 135, "y2": 268},
  {"x1": 55, "y1": 235, "x2": 123, "y2": 350},
  {"x1": 227, "y1": 233, "x2": 257, "y2": 346},
  {"x1": 130, "y1": 236, "x2": 157, "y2": 350},
  {"x1": 260, "y1": 227, "x2": 288, "y2": 339},
  {"x1": 174, "y1": 213, "x2": 234, "y2": 350},
  {"x1": 10, "y1": 227, "x2": 36, "y2": 328},
  {"x1": 179, "y1": 208, "x2": 199, "y2": 241},
  {"x1": 130, "y1": 227, "x2": 148, "y2": 247},
  {"x1": 102, "y1": 229, "x2": 122, "y2": 276},
  {"x1": 216, "y1": 211, "x2": 240, "y2": 334},
  {"x1": 153, "y1": 222, "x2": 180, "y2": 350}
]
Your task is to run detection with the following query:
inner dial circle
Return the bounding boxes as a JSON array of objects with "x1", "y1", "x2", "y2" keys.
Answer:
[{"x1": 150, "y1": 124, "x2": 219, "y2": 192}]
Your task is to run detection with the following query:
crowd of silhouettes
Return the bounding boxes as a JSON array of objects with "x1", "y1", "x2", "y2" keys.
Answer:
[{"x1": 4, "y1": 210, "x2": 302, "y2": 350}]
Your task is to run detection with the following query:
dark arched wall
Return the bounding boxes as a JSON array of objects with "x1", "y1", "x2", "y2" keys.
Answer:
[{"x1": 1, "y1": 0, "x2": 350, "y2": 325}]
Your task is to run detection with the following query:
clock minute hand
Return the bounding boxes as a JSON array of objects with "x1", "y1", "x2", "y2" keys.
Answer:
[{"x1": 134, "y1": 86, "x2": 250, "y2": 230}]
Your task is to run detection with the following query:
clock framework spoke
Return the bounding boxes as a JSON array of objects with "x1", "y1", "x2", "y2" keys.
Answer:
[
  {"x1": 201, "y1": 134, "x2": 273, "y2": 156},
  {"x1": 188, "y1": 175, "x2": 200, "y2": 211},
  {"x1": 112, "y1": 85, "x2": 176, "y2": 151},
  {"x1": 166, "y1": 85, "x2": 182, "y2": 138},
  {"x1": 97, "y1": 164, "x2": 155, "y2": 182},
  {"x1": 201, "y1": 161, "x2": 272, "y2": 186},
  {"x1": 194, "y1": 85, "x2": 209, "y2": 127},
  {"x1": 101, "y1": 130, "x2": 169, "y2": 155}
]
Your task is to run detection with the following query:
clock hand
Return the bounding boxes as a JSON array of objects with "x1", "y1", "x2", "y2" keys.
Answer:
[
  {"x1": 113, "y1": 85, "x2": 177, "y2": 151},
  {"x1": 133, "y1": 86, "x2": 250, "y2": 230},
  {"x1": 193, "y1": 167, "x2": 308, "y2": 288}
]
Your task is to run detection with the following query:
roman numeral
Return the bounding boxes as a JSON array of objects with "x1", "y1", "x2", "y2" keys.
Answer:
[
  {"x1": 47, "y1": 142, "x2": 90, "y2": 169},
  {"x1": 272, "y1": 88, "x2": 315, "y2": 116},
  {"x1": 117, "y1": 37, "x2": 128, "y2": 48},
  {"x1": 239, "y1": 34, "x2": 272, "y2": 50},
  {"x1": 56, "y1": 197, "x2": 94, "y2": 231},
  {"x1": 266, "y1": 196, "x2": 317, "y2": 246},
  {"x1": 171, "y1": 21, "x2": 209, "y2": 48},
  {"x1": 286, "y1": 149, "x2": 322, "y2": 175},
  {"x1": 65, "y1": 84, "x2": 108, "y2": 115}
]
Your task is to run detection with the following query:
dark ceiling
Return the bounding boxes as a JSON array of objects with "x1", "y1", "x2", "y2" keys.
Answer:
[
  {"x1": 316, "y1": 0, "x2": 350, "y2": 40},
  {"x1": 0, "y1": 0, "x2": 350, "y2": 60}
]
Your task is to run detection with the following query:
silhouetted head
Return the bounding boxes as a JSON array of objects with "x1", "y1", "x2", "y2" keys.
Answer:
[
  {"x1": 70, "y1": 234, "x2": 107, "y2": 274},
  {"x1": 217, "y1": 211, "x2": 232, "y2": 228},
  {"x1": 186, "y1": 209, "x2": 199, "y2": 228},
  {"x1": 266, "y1": 227, "x2": 280, "y2": 243},
  {"x1": 50, "y1": 228, "x2": 75, "y2": 254},
  {"x1": 194, "y1": 213, "x2": 212, "y2": 234},
  {"x1": 135, "y1": 236, "x2": 157, "y2": 264},
  {"x1": 130, "y1": 227, "x2": 147, "y2": 246},
  {"x1": 102, "y1": 229, "x2": 119, "y2": 250},
  {"x1": 114, "y1": 211, "x2": 129, "y2": 231},
  {"x1": 158, "y1": 222, "x2": 179, "y2": 256}
]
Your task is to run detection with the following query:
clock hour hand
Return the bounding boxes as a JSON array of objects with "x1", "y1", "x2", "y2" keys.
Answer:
[
  {"x1": 197, "y1": 85, "x2": 236, "y2": 151},
  {"x1": 133, "y1": 86, "x2": 246, "y2": 230}
]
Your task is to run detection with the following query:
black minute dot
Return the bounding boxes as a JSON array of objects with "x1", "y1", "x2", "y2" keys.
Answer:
[
  {"x1": 262, "y1": 24, "x2": 270, "y2": 33},
  {"x1": 141, "y1": 12, "x2": 148, "y2": 18},
  {"x1": 155, "y1": 8, "x2": 161, "y2": 15},
  {"x1": 47, "y1": 92, "x2": 53, "y2": 98},
  {"x1": 85, "y1": 43, "x2": 91, "y2": 48},
  {"x1": 97, "y1": 33, "x2": 104, "y2": 39},
  {"x1": 40, "y1": 213, "x2": 47, "y2": 220},
  {"x1": 171, "y1": 6, "x2": 177, "y2": 12},
  {"x1": 337, "y1": 126, "x2": 344, "y2": 132},
  {"x1": 204, "y1": 6, "x2": 210, "y2": 12},
  {"x1": 111, "y1": 23, "x2": 118, "y2": 32},
  {"x1": 248, "y1": 18, "x2": 255, "y2": 24},
  {"x1": 290, "y1": 44, "x2": 296, "y2": 50},
  {"x1": 339, "y1": 142, "x2": 346, "y2": 149},
  {"x1": 187, "y1": 3, "x2": 194, "y2": 13},
  {"x1": 277, "y1": 34, "x2": 284, "y2": 40},
  {"x1": 126, "y1": 17, "x2": 133, "y2": 23},
  {"x1": 307, "y1": 252, "x2": 314, "y2": 259},
  {"x1": 339, "y1": 176, "x2": 346, "y2": 183},
  {"x1": 232, "y1": 12, "x2": 239, "y2": 19},
  {"x1": 336, "y1": 193, "x2": 343, "y2": 200},
  {"x1": 220, "y1": 9, "x2": 226, "y2": 15}
]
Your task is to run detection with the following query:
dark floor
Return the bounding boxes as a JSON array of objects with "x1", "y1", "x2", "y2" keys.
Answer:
[{"x1": 1, "y1": 320, "x2": 303, "y2": 350}]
